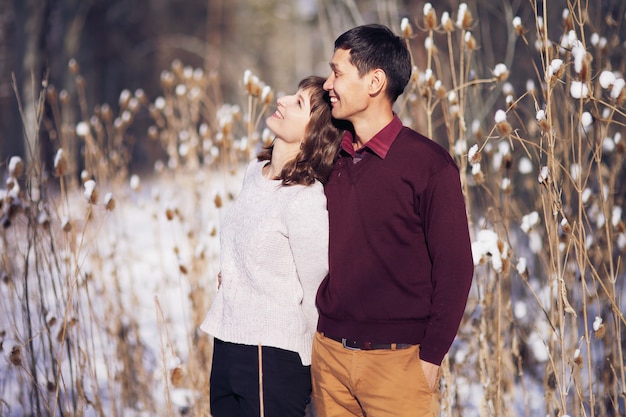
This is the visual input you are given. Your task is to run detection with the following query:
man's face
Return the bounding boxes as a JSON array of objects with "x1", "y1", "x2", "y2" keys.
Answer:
[{"x1": 323, "y1": 48, "x2": 371, "y2": 122}]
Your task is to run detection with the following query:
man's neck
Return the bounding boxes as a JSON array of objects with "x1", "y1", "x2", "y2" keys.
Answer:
[{"x1": 351, "y1": 108, "x2": 395, "y2": 149}]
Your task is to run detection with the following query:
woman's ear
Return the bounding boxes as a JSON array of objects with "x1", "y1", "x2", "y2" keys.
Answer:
[{"x1": 368, "y1": 69, "x2": 386, "y2": 96}]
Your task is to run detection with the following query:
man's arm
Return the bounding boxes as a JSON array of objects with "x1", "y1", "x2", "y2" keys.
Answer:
[{"x1": 420, "y1": 161, "x2": 474, "y2": 365}]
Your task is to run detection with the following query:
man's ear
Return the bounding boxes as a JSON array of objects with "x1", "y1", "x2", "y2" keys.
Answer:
[{"x1": 368, "y1": 69, "x2": 386, "y2": 96}]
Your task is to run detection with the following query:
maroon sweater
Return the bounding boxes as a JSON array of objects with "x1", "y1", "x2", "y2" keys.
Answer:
[{"x1": 316, "y1": 115, "x2": 474, "y2": 365}]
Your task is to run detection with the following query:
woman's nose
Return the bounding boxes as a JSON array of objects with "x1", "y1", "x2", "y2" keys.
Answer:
[{"x1": 277, "y1": 95, "x2": 291, "y2": 106}]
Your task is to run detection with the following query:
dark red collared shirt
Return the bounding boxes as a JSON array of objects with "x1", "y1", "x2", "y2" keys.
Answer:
[
  {"x1": 339, "y1": 114, "x2": 400, "y2": 160},
  {"x1": 316, "y1": 115, "x2": 474, "y2": 365}
]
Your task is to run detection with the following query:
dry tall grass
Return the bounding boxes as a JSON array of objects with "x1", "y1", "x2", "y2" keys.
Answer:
[
  {"x1": 1, "y1": 1, "x2": 624, "y2": 416},
  {"x1": 399, "y1": 2, "x2": 625, "y2": 416}
]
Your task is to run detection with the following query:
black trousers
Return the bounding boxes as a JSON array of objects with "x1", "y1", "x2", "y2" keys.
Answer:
[{"x1": 210, "y1": 338, "x2": 312, "y2": 417}]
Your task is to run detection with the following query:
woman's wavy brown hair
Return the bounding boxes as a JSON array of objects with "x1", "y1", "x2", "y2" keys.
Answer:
[{"x1": 257, "y1": 76, "x2": 345, "y2": 186}]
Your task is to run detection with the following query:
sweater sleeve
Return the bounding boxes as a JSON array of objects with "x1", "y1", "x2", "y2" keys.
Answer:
[
  {"x1": 285, "y1": 183, "x2": 329, "y2": 334},
  {"x1": 420, "y1": 161, "x2": 474, "y2": 365}
]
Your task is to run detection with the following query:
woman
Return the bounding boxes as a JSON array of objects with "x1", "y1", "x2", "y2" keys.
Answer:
[{"x1": 200, "y1": 76, "x2": 343, "y2": 417}]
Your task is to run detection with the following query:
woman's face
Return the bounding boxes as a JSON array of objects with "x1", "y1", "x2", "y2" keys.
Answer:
[{"x1": 266, "y1": 87, "x2": 313, "y2": 145}]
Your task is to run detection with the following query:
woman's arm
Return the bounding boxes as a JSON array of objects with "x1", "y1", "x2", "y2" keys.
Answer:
[{"x1": 285, "y1": 183, "x2": 329, "y2": 332}]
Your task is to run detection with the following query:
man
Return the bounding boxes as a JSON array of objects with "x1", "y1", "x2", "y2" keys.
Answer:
[{"x1": 312, "y1": 24, "x2": 474, "y2": 417}]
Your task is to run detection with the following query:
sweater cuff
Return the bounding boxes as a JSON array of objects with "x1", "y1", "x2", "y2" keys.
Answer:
[{"x1": 419, "y1": 345, "x2": 446, "y2": 366}]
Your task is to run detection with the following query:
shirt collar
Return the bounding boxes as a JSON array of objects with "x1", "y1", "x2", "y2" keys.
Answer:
[{"x1": 339, "y1": 114, "x2": 403, "y2": 159}]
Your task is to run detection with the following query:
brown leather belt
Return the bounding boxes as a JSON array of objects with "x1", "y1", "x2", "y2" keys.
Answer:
[{"x1": 323, "y1": 333, "x2": 414, "y2": 351}]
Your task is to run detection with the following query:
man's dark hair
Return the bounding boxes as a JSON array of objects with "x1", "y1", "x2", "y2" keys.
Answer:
[{"x1": 335, "y1": 24, "x2": 412, "y2": 102}]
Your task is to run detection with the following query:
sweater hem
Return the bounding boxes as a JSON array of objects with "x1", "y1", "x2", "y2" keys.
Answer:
[{"x1": 317, "y1": 314, "x2": 428, "y2": 345}]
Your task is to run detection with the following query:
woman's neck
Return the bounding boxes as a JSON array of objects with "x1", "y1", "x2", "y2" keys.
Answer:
[{"x1": 263, "y1": 140, "x2": 300, "y2": 179}]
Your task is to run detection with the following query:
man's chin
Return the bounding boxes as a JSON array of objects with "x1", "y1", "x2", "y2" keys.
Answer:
[{"x1": 331, "y1": 108, "x2": 344, "y2": 119}]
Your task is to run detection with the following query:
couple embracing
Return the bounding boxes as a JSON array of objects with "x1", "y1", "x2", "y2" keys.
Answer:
[{"x1": 200, "y1": 24, "x2": 474, "y2": 417}]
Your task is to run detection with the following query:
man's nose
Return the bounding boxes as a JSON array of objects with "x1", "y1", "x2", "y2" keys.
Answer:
[{"x1": 323, "y1": 76, "x2": 333, "y2": 91}]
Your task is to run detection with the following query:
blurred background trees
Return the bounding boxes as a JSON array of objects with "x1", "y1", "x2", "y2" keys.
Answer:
[{"x1": 0, "y1": 0, "x2": 316, "y2": 170}]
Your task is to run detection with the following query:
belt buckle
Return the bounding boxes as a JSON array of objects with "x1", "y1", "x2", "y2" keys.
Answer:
[{"x1": 341, "y1": 338, "x2": 361, "y2": 351}]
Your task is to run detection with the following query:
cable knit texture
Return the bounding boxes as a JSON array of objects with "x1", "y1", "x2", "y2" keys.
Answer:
[{"x1": 200, "y1": 160, "x2": 329, "y2": 366}]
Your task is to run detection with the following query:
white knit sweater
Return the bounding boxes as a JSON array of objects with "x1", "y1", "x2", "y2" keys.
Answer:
[{"x1": 200, "y1": 160, "x2": 329, "y2": 366}]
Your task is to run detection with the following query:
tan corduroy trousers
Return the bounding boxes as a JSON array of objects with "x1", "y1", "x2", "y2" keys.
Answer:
[{"x1": 311, "y1": 332, "x2": 441, "y2": 417}]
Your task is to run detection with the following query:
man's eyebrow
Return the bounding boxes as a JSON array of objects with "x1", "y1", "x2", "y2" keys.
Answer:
[{"x1": 329, "y1": 62, "x2": 338, "y2": 71}]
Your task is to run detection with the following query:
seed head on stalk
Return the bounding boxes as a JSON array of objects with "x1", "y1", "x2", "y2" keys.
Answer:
[
  {"x1": 456, "y1": 3, "x2": 473, "y2": 30},
  {"x1": 441, "y1": 12, "x2": 454, "y2": 32},
  {"x1": 54, "y1": 149, "x2": 67, "y2": 177},
  {"x1": 84, "y1": 180, "x2": 98, "y2": 205},
  {"x1": 422, "y1": 3, "x2": 437, "y2": 31},
  {"x1": 494, "y1": 109, "x2": 512, "y2": 136},
  {"x1": 493, "y1": 64, "x2": 509, "y2": 82},
  {"x1": 401, "y1": 17, "x2": 414, "y2": 38},
  {"x1": 8, "y1": 156, "x2": 23, "y2": 178},
  {"x1": 512, "y1": 16, "x2": 524, "y2": 36}
]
